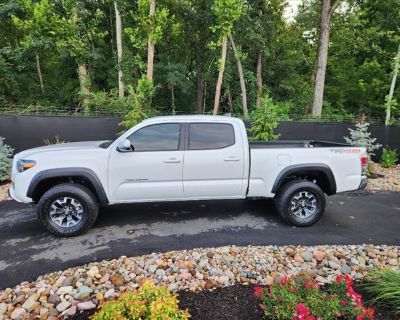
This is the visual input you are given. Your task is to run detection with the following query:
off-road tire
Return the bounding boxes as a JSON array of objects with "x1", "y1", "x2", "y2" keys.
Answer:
[
  {"x1": 275, "y1": 180, "x2": 326, "y2": 227},
  {"x1": 37, "y1": 183, "x2": 99, "y2": 237}
]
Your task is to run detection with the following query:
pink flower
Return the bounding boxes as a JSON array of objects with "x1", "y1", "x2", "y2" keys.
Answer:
[{"x1": 277, "y1": 296, "x2": 283, "y2": 303}]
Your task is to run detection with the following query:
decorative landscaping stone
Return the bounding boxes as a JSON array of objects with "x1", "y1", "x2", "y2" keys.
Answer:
[
  {"x1": 77, "y1": 301, "x2": 96, "y2": 311},
  {"x1": 0, "y1": 245, "x2": 397, "y2": 320}
]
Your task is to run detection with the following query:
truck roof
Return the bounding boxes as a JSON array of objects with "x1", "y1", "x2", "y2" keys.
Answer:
[{"x1": 142, "y1": 115, "x2": 241, "y2": 124}]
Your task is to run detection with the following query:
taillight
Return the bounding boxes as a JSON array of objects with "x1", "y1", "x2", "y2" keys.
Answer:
[{"x1": 361, "y1": 155, "x2": 367, "y2": 174}]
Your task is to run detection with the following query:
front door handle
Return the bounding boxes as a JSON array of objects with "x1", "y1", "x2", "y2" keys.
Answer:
[
  {"x1": 164, "y1": 158, "x2": 181, "y2": 163},
  {"x1": 224, "y1": 156, "x2": 240, "y2": 162}
]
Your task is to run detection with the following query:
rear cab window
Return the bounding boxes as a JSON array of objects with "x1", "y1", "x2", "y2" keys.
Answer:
[{"x1": 188, "y1": 123, "x2": 235, "y2": 150}]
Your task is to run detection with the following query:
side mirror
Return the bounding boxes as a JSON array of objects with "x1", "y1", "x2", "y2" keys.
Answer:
[{"x1": 117, "y1": 139, "x2": 133, "y2": 152}]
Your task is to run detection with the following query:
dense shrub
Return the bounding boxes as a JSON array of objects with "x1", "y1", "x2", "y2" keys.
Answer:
[
  {"x1": 93, "y1": 281, "x2": 190, "y2": 320},
  {"x1": 255, "y1": 274, "x2": 374, "y2": 320},
  {"x1": 0, "y1": 137, "x2": 13, "y2": 181},
  {"x1": 380, "y1": 148, "x2": 398, "y2": 168},
  {"x1": 364, "y1": 269, "x2": 400, "y2": 315}
]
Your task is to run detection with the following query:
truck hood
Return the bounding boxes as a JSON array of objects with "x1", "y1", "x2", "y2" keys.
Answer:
[{"x1": 15, "y1": 141, "x2": 109, "y2": 159}]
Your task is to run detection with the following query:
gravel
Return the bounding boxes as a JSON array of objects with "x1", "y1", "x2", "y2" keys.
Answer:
[
  {"x1": 367, "y1": 163, "x2": 400, "y2": 192},
  {"x1": 0, "y1": 244, "x2": 398, "y2": 319},
  {"x1": 0, "y1": 183, "x2": 10, "y2": 202}
]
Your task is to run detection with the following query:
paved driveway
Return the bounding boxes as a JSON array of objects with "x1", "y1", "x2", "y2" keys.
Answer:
[{"x1": 0, "y1": 191, "x2": 399, "y2": 289}]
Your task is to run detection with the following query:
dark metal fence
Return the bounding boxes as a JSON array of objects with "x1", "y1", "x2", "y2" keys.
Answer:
[{"x1": 1, "y1": 115, "x2": 399, "y2": 162}]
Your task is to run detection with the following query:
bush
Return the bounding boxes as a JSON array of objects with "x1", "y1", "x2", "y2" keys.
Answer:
[
  {"x1": 0, "y1": 137, "x2": 13, "y2": 182},
  {"x1": 92, "y1": 281, "x2": 190, "y2": 320},
  {"x1": 380, "y1": 147, "x2": 398, "y2": 168},
  {"x1": 120, "y1": 76, "x2": 155, "y2": 130},
  {"x1": 344, "y1": 122, "x2": 381, "y2": 159},
  {"x1": 255, "y1": 274, "x2": 374, "y2": 320},
  {"x1": 249, "y1": 94, "x2": 286, "y2": 141},
  {"x1": 364, "y1": 269, "x2": 400, "y2": 314}
]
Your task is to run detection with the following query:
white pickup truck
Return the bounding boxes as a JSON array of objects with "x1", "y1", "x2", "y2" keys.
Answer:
[{"x1": 9, "y1": 115, "x2": 368, "y2": 236}]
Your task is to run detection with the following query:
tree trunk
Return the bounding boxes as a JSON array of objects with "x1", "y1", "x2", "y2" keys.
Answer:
[
  {"x1": 78, "y1": 64, "x2": 91, "y2": 109},
  {"x1": 385, "y1": 42, "x2": 400, "y2": 125},
  {"x1": 114, "y1": 1, "x2": 124, "y2": 97},
  {"x1": 146, "y1": 0, "x2": 156, "y2": 81},
  {"x1": 229, "y1": 34, "x2": 248, "y2": 118},
  {"x1": 196, "y1": 67, "x2": 204, "y2": 114},
  {"x1": 311, "y1": 0, "x2": 340, "y2": 116},
  {"x1": 227, "y1": 86, "x2": 233, "y2": 113},
  {"x1": 213, "y1": 36, "x2": 228, "y2": 115},
  {"x1": 170, "y1": 85, "x2": 176, "y2": 115},
  {"x1": 35, "y1": 51, "x2": 44, "y2": 94},
  {"x1": 256, "y1": 52, "x2": 263, "y2": 107}
]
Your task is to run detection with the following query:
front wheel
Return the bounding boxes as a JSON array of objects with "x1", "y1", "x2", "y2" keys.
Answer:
[
  {"x1": 275, "y1": 180, "x2": 326, "y2": 227},
  {"x1": 37, "y1": 183, "x2": 99, "y2": 236}
]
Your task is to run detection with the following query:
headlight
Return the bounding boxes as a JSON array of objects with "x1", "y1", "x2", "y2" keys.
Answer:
[{"x1": 17, "y1": 160, "x2": 36, "y2": 172}]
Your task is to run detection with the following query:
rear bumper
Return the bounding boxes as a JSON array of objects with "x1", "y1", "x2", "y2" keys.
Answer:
[{"x1": 358, "y1": 175, "x2": 368, "y2": 190}]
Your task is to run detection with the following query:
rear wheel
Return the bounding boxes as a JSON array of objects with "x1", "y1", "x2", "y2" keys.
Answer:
[
  {"x1": 37, "y1": 183, "x2": 99, "y2": 236},
  {"x1": 275, "y1": 180, "x2": 326, "y2": 227}
]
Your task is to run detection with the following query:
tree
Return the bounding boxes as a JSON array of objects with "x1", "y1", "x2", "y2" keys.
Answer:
[
  {"x1": 229, "y1": 34, "x2": 248, "y2": 117},
  {"x1": 146, "y1": 0, "x2": 156, "y2": 80},
  {"x1": 114, "y1": 1, "x2": 124, "y2": 97},
  {"x1": 385, "y1": 42, "x2": 400, "y2": 125},
  {"x1": 56, "y1": 1, "x2": 108, "y2": 109},
  {"x1": 211, "y1": 0, "x2": 245, "y2": 115},
  {"x1": 12, "y1": 0, "x2": 61, "y2": 94},
  {"x1": 311, "y1": 0, "x2": 341, "y2": 116}
]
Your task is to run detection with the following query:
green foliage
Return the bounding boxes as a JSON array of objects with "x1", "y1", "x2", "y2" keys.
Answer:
[
  {"x1": 0, "y1": 137, "x2": 13, "y2": 181},
  {"x1": 344, "y1": 122, "x2": 382, "y2": 158},
  {"x1": 0, "y1": 0, "x2": 399, "y2": 121},
  {"x1": 248, "y1": 93, "x2": 289, "y2": 141},
  {"x1": 380, "y1": 147, "x2": 398, "y2": 168},
  {"x1": 255, "y1": 274, "x2": 374, "y2": 320},
  {"x1": 120, "y1": 75, "x2": 155, "y2": 129},
  {"x1": 93, "y1": 281, "x2": 190, "y2": 320},
  {"x1": 364, "y1": 269, "x2": 400, "y2": 314},
  {"x1": 210, "y1": 0, "x2": 245, "y2": 42}
]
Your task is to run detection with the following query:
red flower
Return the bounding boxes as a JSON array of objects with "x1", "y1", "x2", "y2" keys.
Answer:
[
  {"x1": 328, "y1": 294, "x2": 333, "y2": 300},
  {"x1": 357, "y1": 316, "x2": 364, "y2": 320},
  {"x1": 281, "y1": 275, "x2": 289, "y2": 286},
  {"x1": 304, "y1": 280, "x2": 310, "y2": 289},
  {"x1": 363, "y1": 307, "x2": 375, "y2": 320},
  {"x1": 341, "y1": 300, "x2": 347, "y2": 306},
  {"x1": 336, "y1": 274, "x2": 343, "y2": 283},
  {"x1": 277, "y1": 296, "x2": 283, "y2": 303},
  {"x1": 254, "y1": 286, "x2": 264, "y2": 298},
  {"x1": 296, "y1": 303, "x2": 309, "y2": 314}
]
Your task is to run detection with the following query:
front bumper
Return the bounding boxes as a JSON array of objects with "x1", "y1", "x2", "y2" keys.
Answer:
[
  {"x1": 358, "y1": 175, "x2": 368, "y2": 190},
  {"x1": 8, "y1": 186, "x2": 30, "y2": 203}
]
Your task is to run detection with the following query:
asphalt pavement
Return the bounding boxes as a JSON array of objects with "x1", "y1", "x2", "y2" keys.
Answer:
[{"x1": 0, "y1": 191, "x2": 399, "y2": 289}]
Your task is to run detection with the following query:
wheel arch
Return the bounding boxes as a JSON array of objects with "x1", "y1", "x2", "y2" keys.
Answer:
[
  {"x1": 271, "y1": 163, "x2": 337, "y2": 196},
  {"x1": 27, "y1": 168, "x2": 109, "y2": 204}
]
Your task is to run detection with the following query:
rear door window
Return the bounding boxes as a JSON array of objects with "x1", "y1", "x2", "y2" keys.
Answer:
[{"x1": 188, "y1": 123, "x2": 235, "y2": 150}]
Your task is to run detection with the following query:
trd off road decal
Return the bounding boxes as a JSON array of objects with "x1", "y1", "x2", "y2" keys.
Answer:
[{"x1": 329, "y1": 148, "x2": 361, "y2": 154}]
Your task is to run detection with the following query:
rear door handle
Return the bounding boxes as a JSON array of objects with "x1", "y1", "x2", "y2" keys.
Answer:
[
  {"x1": 224, "y1": 156, "x2": 240, "y2": 162},
  {"x1": 164, "y1": 158, "x2": 181, "y2": 163}
]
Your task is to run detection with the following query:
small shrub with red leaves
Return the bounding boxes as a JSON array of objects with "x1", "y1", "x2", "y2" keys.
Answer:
[{"x1": 254, "y1": 275, "x2": 374, "y2": 320}]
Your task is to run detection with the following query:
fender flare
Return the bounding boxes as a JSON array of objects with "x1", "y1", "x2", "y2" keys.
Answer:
[
  {"x1": 27, "y1": 168, "x2": 109, "y2": 204},
  {"x1": 271, "y1": 163, "x2": 337, "y2": 195}
]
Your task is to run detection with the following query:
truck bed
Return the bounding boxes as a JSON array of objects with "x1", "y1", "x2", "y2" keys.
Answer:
[{"x1": 249, "y1": 140, "x2": 350, "y2": 149}]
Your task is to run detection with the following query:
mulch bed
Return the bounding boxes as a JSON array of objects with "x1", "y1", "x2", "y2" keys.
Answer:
[{"x1": 69, "y1": 284, "x2": 399, "y2": 320}]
